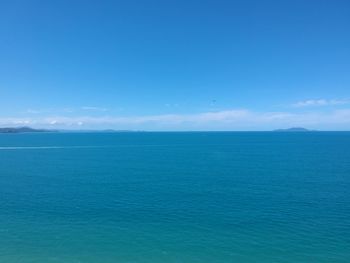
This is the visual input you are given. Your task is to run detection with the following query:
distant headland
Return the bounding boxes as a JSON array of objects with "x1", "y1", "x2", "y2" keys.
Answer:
[
  {"x1": 273, "y1": 127, "x2": 314, "y2": 132},
  {"x1": 0, "y1": 127, "x2": 56, "y2": 133},
  {"x1": 0, "y1": 127, "x2": 142, "y2": 133}
]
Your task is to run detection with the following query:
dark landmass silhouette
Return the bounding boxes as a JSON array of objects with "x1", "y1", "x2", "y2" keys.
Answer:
[
  {"x1": 0, "y1": 127, "x2": 56, "y2": 133},
  {"x1": 273, "y1": 127, "x2": 314, "y2": 132}
]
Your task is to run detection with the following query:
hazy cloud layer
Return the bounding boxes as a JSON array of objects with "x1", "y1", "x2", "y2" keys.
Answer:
[
  {"x1": 1, "y1": 109, "x2": 350, "y2": 130},
  {"x1": 292, "y1": 99, "x2": 350, "y2": 107},
  {"x1": 81, "y1": 106, "x2": 108, "y2": 111}
]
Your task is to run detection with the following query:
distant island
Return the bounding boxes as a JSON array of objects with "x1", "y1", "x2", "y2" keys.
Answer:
[
  {"x1": 0, "y1": 127, "x2": 56, "y2": 133},
  {"x1": 0, "y1": 127, "x2": 143, "y2": 133},
  {"x1": 273, "y1": 127, "x2": 314, "y2": 132}
]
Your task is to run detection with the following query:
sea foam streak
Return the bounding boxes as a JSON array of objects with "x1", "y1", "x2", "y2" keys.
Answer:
[
  {"x1": 0, "y1": 145, "x2": 174, "y2": 150},
  {"x1": 0, "y1": 146, "x2": 102, "y2": 150},
  {"x1": 0, "y1": 144, "x2": 197, "y2": 150}
]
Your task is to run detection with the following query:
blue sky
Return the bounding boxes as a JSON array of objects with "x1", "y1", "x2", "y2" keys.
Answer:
[{"x1": 1, "y1": 0, "x2": 349, "y2": 130}]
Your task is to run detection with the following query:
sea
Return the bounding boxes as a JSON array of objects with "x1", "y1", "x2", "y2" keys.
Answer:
[{"x1": 0, "y1": 132, "x2": 349, "y2": 263}]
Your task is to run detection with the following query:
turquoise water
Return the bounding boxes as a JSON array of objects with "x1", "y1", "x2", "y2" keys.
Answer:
[{"x1": 0, "y1": 132, "x2": 349, "y2": 263}]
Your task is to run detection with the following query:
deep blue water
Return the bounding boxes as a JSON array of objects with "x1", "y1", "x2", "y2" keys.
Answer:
[{"x1": 0, "y1": 132, "x2": 349, "y2": 263}]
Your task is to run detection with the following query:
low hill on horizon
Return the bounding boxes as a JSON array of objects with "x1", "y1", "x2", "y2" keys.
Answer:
[
  {"x1": 0, "y1": 127, "x2": 56, "y2": 133},
  {"x1": 273, "y1": 127, "x2": 314, "y2": 132}
]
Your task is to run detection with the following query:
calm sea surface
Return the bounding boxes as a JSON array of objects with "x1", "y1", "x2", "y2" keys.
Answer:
[{"x1": 0, "y1": 132, "x2": 349, "y2": 263}]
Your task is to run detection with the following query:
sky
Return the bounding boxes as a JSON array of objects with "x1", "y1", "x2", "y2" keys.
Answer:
[{"x1": 0, "y1": 0, "x2": 349, "y2": 130}]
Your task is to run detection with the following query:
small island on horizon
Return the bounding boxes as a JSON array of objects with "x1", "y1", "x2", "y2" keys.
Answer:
[
  {"x1": 0, "y1": 127, "x2": 142, "y2": 133},
  {"x1": 273, "y1": 127, "x2": 314, "y2": 132},
  {"x1": 0, "y1": 127, "x2": 56, "y2": 133}
]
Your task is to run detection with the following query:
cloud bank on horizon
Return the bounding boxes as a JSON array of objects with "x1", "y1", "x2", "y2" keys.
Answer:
[{"x1": 1, "y1": 106, "x2": 350, "y2": 131}]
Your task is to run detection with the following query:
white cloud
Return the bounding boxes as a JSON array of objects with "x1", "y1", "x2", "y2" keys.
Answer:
[
  {"x1": 25, "y1": 109, "x2": 41, "y2": 114},
  {"x1": 81, "y1": 106, "x2": 108, "y2": 112},
  {"x1": 1, "y1": 109, "x2": 350, "y2": 130},
  {"x1": 292, "y1": 99, "x2": 350, "y2": 107}
]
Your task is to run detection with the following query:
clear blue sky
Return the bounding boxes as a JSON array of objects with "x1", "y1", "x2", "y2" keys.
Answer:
[{"x1": 1, "y1": 0, "x2": 349, "y2": 130}]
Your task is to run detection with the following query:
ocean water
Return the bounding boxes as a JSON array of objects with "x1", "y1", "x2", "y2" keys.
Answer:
[{"x1": 0, "y1": 132, "x2": 349, "y2": 263}]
